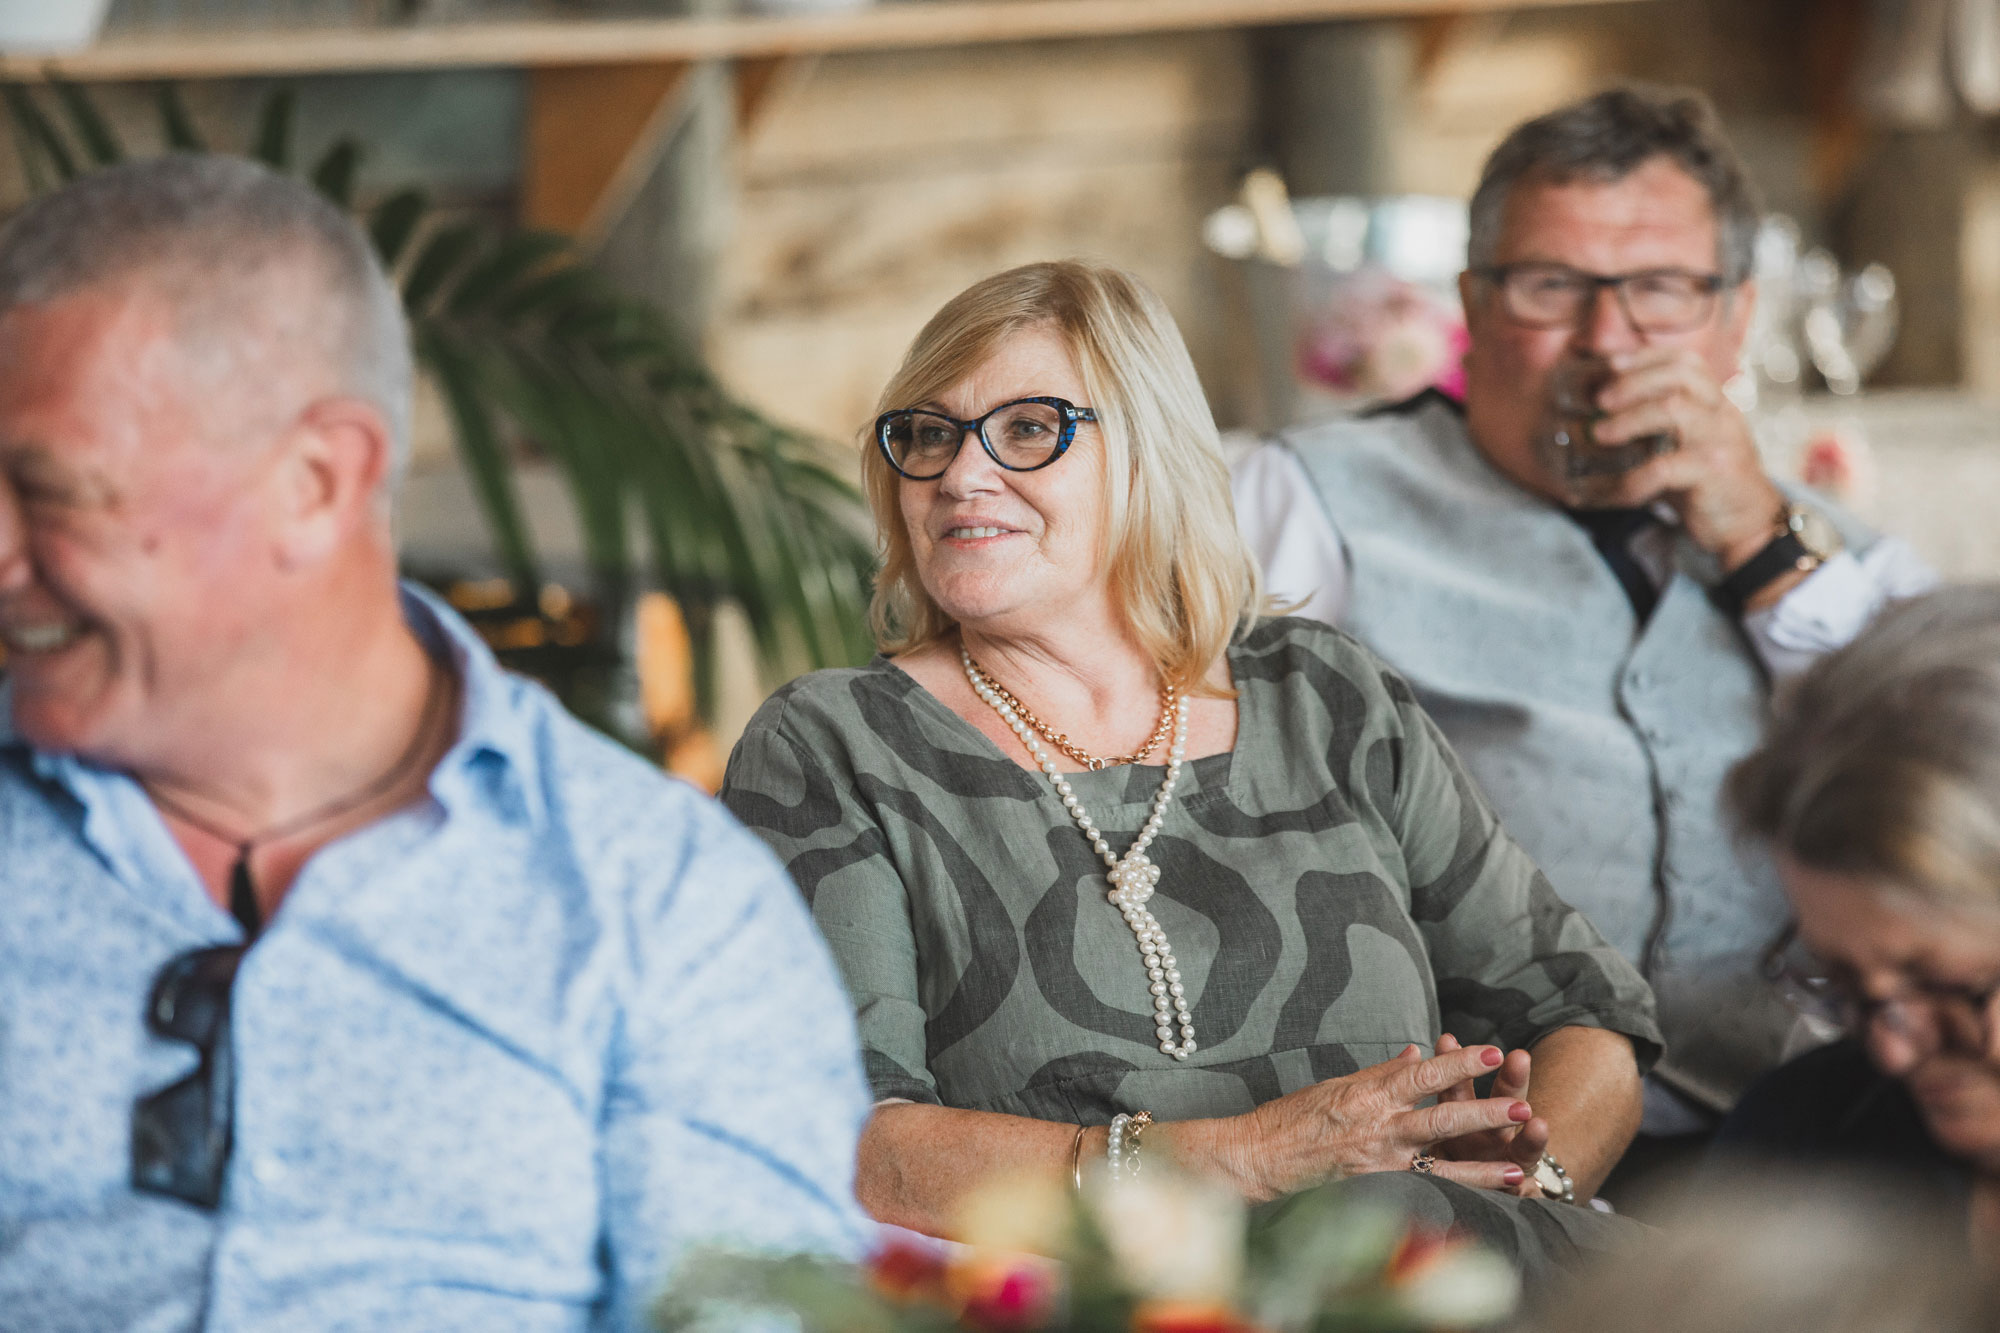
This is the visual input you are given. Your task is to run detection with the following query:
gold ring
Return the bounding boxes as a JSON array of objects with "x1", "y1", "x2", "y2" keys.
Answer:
[{"x1": 1409, "y1": 1153, "x2": 1437, "y2": 1174}]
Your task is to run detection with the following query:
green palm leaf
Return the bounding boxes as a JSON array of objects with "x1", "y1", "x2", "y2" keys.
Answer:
[
  {"x1": 2, "y1": 84, "x2": 78, "y2": 184},
  {"x1": 51, "y1": 78, "x2": 121, "y2": 165},
  {"x1": 252, "y1": 85, "x2": 294, "y2": 169}
]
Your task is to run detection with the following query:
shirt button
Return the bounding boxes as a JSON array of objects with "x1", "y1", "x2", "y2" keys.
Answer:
[
  {"x1": 1628, "y1": 671, "x2": 1651, "y2": 690},
  {"x1": 250, "y1": 1153, "x2": 289, "y2": 1185}
]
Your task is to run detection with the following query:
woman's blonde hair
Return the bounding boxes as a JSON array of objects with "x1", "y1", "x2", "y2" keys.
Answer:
[
  {"x1": 1728, "y1": 584, "x2": 2000, "y2": 910},
  {"x1": 864, "y1": 260, "x2": 1262, "y2": 694}
]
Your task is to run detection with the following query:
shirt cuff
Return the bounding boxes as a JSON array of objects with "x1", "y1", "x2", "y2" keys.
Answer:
[{"x1": 1741, "y1": 537, "x2": 1940, "y2": 680}]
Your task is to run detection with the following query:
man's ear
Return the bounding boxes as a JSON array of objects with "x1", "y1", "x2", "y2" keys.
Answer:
[
  {"x1": 271, "y1": 397, "x2": 392, "y2": 570},
  {"x1": 1717, "y1": 276, "x2": 1758, "y2": 373}
]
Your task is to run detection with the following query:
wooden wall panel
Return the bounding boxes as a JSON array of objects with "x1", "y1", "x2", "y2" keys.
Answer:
[{"x1": 707, "y1": 32, "x2": 1258, "y2": 444}]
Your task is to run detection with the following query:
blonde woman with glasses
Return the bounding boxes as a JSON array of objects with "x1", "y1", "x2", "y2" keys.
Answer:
[
  {"x1": 721, "y1": 261, "x2": 1660, "y2": 1276},
  {"x1": 1721, "y1": 585, "x2": 2000, "y2": 1248}
]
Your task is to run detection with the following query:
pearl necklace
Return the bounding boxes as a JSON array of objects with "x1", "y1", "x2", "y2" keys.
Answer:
[{"x1": 961, "y1": 649, "x2": 1197, "y2": 1060}]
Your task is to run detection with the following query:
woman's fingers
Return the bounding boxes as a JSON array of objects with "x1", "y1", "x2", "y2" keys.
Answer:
[
  {"x1": 1505, "y1": 1114, "x2": 1552, "y2": 1167},
  {"x1": 1404, "y1": 1094, "x2": 1531, "y2": 1147},
  {"x1": 1433, "y1": 1033, "x2": 1473, "y2": 1103},
  {"x1": 1379, "y1": 1043, "x2": 1503, "y2": 1105},
  {"x1": 1490, "y1": 1047, "x2": 1532, "y2": 1103},
  {"x1": 1423, "y1": 1156, "x2": 1528, "y2": 1193}
]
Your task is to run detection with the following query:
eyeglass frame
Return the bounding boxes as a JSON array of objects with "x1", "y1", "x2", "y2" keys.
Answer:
[
  {"x1": 1469, "y1": 261, "x2": 1735, "y2": 334},
  {"x1": 131, "y1": 943, "x2": 248, "y2": 1209},
  {"x1": 874, "y1": 395, "x2": 1098, "y2": 481},
  {"x1": 1759, "y1": 920, "x2": 2000, "y2": 1052}
]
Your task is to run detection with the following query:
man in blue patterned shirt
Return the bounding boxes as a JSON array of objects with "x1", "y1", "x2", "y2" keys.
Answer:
[{"x1": 0, "y1": 155, "x2": 870, "y2": 1330}]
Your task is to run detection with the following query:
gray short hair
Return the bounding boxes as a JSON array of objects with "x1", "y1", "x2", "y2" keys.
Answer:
[
  {"x1": 1467, "y1": 86, "x2": 1761, "y2": 286},
  {"x1": 1728, "y1": 584, "x2": 2000, "y2": 910},
  {"x1": 0, "y1": 153, "x2": 413, "y2": 488}
]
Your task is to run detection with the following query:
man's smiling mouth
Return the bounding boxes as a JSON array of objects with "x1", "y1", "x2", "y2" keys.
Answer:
[{"x1": 0, "y1": 621, "x2": 81, "y2": 653}]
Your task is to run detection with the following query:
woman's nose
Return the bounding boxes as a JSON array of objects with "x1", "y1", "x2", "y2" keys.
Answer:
[
  {"x1": 934, "y1": 428, "x2": 1003, "y2": 496},
  {"x1": 1865, "y1": 1006, "x2": 1930, "y2": 1077}
]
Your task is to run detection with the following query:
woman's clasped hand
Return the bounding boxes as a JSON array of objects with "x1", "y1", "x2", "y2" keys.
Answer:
[{"x1": 1214, "y1": 1039, "x2": 1542, "y2": 1201}]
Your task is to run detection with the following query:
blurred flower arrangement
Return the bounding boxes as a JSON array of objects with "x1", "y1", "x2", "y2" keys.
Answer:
[
  {"x1": 1295, "y1": 270, "x2": 1469, "y2": 406},
  {"x1": 655, "y1": 1165, "x2": 1517, "y2": 1333}
]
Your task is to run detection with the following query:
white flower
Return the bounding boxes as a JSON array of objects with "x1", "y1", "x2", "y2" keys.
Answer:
[
  {"x1": 1085, "y1": 1168, "x2": 1246, "y2": 1304},
  {"x1": 954, "y1": 1174, "x2": 1075, "y2": 1256},
  {"x1": 1392, "y1": 1244, "x2": 1520, "y2": 1326}
]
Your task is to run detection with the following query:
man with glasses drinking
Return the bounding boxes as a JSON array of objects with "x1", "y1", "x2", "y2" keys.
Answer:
[
  {"x1": 0, "y1": 155, "x2": 869, "y2": 1329},
  {"x1": 1232, "y1": 86, "x2": 1935, "y2": 1179}
]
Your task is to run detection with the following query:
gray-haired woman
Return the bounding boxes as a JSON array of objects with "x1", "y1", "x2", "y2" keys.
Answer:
[
  {"x1": 1721, "y1": 584, "x2": 2000, "y2": 1246},
  {"x1": 721, "y1": 260, "x2": 1660, "y2": 1275}
]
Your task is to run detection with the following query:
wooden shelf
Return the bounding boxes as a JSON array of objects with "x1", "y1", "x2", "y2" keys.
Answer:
[{"x1": 2, "y1": 0, "x2": 1645, "y2": 80}]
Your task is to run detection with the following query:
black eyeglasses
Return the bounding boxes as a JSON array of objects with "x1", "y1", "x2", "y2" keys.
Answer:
[
  {"x1": 1761, "y1": 922, "x2": 2000, "y2": 1054},
  {"x1": 1472, "y1": 262, "x2": 1731, "y2": 334},
  {"x1": 132, "y1": 944, "x2": 247, "y2": 1208},
  {"x1": 875, "y1": 396, "x2": 1096, "y2": 481}
]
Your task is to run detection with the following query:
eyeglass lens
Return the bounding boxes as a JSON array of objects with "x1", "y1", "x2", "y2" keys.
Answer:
[
  {"x1": 132, "y1": 945, "x2": 246, "y2": 1209},
  {"x1": 1769, "y1": 937, "x2": 1998, "y2": 1053},
  {"x1": 882, "y1": 400, "x2": 1069, "y2": 478},
  {"x1": 1499, "y1": 265, "x2": 1718, "y2": 333}
]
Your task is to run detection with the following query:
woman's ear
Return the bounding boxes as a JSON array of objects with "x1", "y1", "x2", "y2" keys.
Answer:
[{"x1": 270, "y1": 397, "x2": 393, "y2": 570}]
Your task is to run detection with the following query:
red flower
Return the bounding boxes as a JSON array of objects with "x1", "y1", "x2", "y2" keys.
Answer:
[
  {"x1": 1385, "y1": 1225, "x2": 1461, "y2": 1284},
  {"x1": 867, "y1": 1237, "x2": 950, "y2": 1305},
  {"x1": 949, "y1": 1254, "x2": 1059, "y2": 1331}
]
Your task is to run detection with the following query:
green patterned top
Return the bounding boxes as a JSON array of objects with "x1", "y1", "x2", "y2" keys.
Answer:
[{"x1": 721, "y1": 618, "x2": 1661, "y2": 1125}]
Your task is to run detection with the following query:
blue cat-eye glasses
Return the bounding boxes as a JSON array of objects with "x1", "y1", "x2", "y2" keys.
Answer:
[{"x1": 875, "y1": 396, "x2": 1096, "y2": 481}]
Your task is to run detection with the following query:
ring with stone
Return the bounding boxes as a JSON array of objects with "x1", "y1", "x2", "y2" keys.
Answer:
[{"x1": 1409, "y1": 1153, "x2": 1437, "y2": 1174}]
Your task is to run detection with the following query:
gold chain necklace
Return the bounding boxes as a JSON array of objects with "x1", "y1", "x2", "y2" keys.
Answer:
[{"x1": 962, "y1": 652, "x2": 1178, "y2": 771}]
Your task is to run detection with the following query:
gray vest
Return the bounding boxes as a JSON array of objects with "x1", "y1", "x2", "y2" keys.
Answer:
[{"x1": 1285, "y1": 397, "x2": 1870, "y2": 1109}]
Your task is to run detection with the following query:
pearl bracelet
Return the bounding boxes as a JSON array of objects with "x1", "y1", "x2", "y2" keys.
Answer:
[{"x1": 1107, "y1": 1110, "x2": 1153, "y2": 1180}]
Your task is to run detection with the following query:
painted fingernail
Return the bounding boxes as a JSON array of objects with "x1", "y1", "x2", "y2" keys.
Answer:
[
  {"x1": 1481, "y1": 1048, "x2": 1503, "y2": 1067},
  {"x1": 1503, "y1": 1166, "x2": 1525, "y2": 1186},
  {"x1": 1509, "y1": 1101, "x2": 1533, "y2": 1122}
]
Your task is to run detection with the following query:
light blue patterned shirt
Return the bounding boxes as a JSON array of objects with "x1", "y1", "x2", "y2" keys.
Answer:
[{"x1": 0, "y1": 585, "x2": 871, "y2": 1331}]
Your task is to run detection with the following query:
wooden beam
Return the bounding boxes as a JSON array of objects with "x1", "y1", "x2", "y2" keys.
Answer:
[
  {"x1": 734, "y1": 54, "x2": 797, "y2": 138},
  {"x1": 523, "y1": 60, "x2": 691, "y2": 242},
  {"x1": 0, "y1": 0, "x2": 1652, "y2": 81}
]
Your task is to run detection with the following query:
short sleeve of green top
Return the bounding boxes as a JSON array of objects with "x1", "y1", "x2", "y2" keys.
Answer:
[{"x1": 720, "y1": 617, "x2": 1662, "y2": 1125}]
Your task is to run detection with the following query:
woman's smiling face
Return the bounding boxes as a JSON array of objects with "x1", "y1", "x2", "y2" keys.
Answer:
[{"x1": 898, "y1": 325, "x2": 1110, "y2": 641}]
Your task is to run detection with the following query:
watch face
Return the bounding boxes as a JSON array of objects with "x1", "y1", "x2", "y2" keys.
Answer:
[{"x1": 1787, "y1": 505, "x2": 1845, "y2": 561}]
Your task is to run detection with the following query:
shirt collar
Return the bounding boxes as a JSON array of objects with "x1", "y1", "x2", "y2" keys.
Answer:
[
  {"x1": 0, "y1": 580, "x2": 550, "y2": 830},
  {"x1": 402, "y1": 580, "x2": 548, "y2": 829}
]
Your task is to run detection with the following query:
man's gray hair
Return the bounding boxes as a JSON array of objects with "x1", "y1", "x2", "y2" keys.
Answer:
[
  {"x1": 1467, "y1": 86, "x2": 1762, "y2": 287},
  {"x1": 0, "y1": 153, "x2": 413, "y2": 486}
]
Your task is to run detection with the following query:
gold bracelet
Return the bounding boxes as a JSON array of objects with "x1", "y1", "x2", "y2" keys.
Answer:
[{"x1": 1070, "y1": 1122, "x2": 1089, "y2": 1192}]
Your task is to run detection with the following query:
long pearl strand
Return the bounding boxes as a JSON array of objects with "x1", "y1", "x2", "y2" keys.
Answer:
[{"x1": 961, "y1": 649, "x2": 1198, "y2": 1060}]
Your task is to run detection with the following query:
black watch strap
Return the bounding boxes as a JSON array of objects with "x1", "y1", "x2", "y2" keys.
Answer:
[{"x1": 1712, "y1": 530, "x2": 1812, "y2": 617}]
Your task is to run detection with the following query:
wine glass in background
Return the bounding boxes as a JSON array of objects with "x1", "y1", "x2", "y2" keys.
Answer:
[{"x1": 1800, "y1": 251, "x2": 1900, "y2": 396}]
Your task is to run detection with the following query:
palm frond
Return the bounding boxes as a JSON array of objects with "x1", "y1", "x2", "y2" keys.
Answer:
[
  {"x1": 155, "y1": 83, "x2": 204, "y2": 151},
  {"x1": 2, "y1": 84, "x2": 78, "y2": 184},
  {"x1": 50, "y1": 78, "x2": 121, "y2": 165},
  {"x1": 252, "y1": 85, "x2": 294, "y2": 168},
  {"x1": 310, "y1": 137, "x2": 363, "y2": 208}
]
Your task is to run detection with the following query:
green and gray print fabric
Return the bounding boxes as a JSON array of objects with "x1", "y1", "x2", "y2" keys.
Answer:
[{"x1": 722, "y1": 617, "x2": 1663, "y2": 1275}]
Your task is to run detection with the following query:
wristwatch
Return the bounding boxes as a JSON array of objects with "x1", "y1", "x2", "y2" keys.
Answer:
[{"x1": 1711, "y1": 500, "x2": 1844, "y2": 617}]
